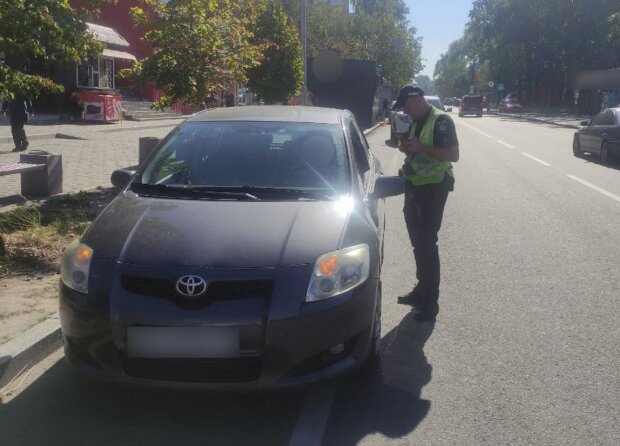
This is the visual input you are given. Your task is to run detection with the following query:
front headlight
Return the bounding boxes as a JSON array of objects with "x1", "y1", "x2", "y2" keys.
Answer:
[
  {"x1": 61, "y1": 239, "x2": 93, "y2": 293},
  {"x1": 306, "y1": 244, "x2": 370, "y2": 302}
]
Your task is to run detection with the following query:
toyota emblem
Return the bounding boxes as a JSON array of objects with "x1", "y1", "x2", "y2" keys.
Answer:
[{"x1": 175, "y1": 275, "x2": 208, "y2": 298}]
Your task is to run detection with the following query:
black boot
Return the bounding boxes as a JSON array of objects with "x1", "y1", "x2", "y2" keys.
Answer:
[
  {"x1": 413, "y1": 293, "x2": 439, "y2": 322},
  {"x1": 397, "y1": 284, "x2": 424, "y2": 306}
]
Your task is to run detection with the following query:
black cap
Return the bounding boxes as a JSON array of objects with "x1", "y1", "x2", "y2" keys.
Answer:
[{"x1": 394, "y1": 85, "x2": 425, "y2": 108}]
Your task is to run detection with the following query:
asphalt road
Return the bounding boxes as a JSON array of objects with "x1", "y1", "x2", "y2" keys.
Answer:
[{"x1": 1, "y1": 113, "x2": 618, "y2": 445}]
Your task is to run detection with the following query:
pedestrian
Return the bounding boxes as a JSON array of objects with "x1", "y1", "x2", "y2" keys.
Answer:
[
  {"x1": 1, "y1": 95, "x2": 33, "y2": 152},
  {"x1": 393, "y1": 85, "x2": 460, "y2": 322}
]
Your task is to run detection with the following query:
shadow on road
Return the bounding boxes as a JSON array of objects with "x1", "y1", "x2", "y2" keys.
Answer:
[
  {"x1": 574, "y1": 153, "x2": 620, "y2": 171},
  {"x1": 0, "y1": 357, "x2": 304, "y2": 446},
  {"x1": 323, "y1": 312, "x2": 434, "y2": 445}
]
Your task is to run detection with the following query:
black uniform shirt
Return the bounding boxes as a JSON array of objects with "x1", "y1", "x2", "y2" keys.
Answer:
[{"x1": 412, "y1": 106, "x2": 459, "y2": 148}]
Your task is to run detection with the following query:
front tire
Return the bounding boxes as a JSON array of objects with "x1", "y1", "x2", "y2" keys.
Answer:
[{"x1": 360, "y1": 281, "x2": 382, "y2": 373}]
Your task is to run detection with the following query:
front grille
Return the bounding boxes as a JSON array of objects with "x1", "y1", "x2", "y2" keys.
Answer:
[
  {"x1": 121, "y1": 276, "x2": 272, "y2": 306},
  {"x1": 123, "y1": 356, "x2": 263, "y2": 383}
]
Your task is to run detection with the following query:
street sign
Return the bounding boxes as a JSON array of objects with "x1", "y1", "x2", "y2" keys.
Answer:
[
  {"x1": 498, "y1": 83, "x2": 505, "y2": 91},
  {"x1": 488, "y1": 81, "x2": 495, "y2": 88}
]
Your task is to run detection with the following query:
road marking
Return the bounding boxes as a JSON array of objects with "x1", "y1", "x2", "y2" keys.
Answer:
[
  {"x1": 497, "y1": 139, "x2": 515, "y2": 149},
  {"x1": 457, "y1": 121, "x2": 494, "y2": 139},
  {"x1": 289, "y1": 384, "x2": 336, "y2": 446},
  {"x1": 521, "y1": 152, "x2": 551, "y2": 166},
  {"x1": 566, "y1": 175, "x2": 620, "y2": 203}
]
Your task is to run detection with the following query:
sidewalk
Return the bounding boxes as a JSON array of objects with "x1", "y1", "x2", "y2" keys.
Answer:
[
  {"x1": 0, "y1": 115, "x2": 187, "y2": 145},
  {"x1": 485, "y1": 108, "x2": 592, "y2": 129}
]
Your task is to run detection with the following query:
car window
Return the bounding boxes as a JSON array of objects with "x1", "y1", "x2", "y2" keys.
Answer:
[
  {"x1": 140, "y1": 121, "x2": 350, "y2": 193},
  {"x1": 591, "y1": 111, "x2": 605, "y2": 126},
  {"x1": 603, "y1": 110, "x2": 616, "y2": 126},
  {"x1": 348, "y1": 121, "x2": 370, "y2": 174}
]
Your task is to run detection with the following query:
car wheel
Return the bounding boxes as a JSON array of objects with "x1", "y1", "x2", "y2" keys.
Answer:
[
  {"x1": 601, "y1": 141, "x2": 610, "y2": 163},
  {"x1": 573, "y1": 137, "x2": 583, "y2": 157},
  {"x1": 360, "y1": 281, "x2": 382, "y2": 373}
]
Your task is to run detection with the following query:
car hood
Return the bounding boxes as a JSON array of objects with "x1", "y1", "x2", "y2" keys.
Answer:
[{"x1": 83, "y1": 192, "x2": 349, "y2": 268}]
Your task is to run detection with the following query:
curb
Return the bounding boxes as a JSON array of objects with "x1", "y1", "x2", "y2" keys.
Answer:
[
  {"x1": 95, "y1": 119, "x2": 187, "y2": 134},
  {"x1": 0, "y1": 313, "x2": 62, "y2": 388},
  {"x1": 485, "y1": 110, "x2": 581, "y2": 129},
  {"x1": 364, "y1": 120, "x2": 387, "y2": 136}
]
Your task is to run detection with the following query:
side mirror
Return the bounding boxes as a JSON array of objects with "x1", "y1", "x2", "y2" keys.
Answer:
[
  {"x1": 580, "y1": 120, "x2": 590, "y2": 126},
  {"x1": 370, "y1": 176, "x2": 406, "y2": 199},
  {"x1": 111, "y1": 166, "x2": 138, "y2": 189}
]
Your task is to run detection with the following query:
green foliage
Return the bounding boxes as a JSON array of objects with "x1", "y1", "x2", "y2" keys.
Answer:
[
  {"x1": 246, "y1": 1, "x2": 303, "y2": 104},
  {"x1": 122, "y1": 0, "x2": 267, "y2": 110},
  {"x1": 306, "y1": 0, "x2": 423, "y2": 88},
  {"x1": 458, "y1": 0, "x2": 620, "y2": 105},
  {"x1": 415, "y1": 75, "x2": 435, "y2": 95},
  {"x1": 433, "y1": 38, "x2": 472, "y2": 99},
  {"x1": 0, "y1": 0, "x2": 105, "y2": 98}
]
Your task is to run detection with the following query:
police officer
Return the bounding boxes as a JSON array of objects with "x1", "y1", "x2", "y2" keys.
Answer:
[{"x1": 393, "y1": 85, "x2": 459, "y2": 321}]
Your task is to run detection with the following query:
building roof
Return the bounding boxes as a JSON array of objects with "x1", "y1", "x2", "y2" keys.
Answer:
[
  {"x1": 188, "y1": 106, "x2": 344, "y2": 124},
  {"x1": 86, "y1": 22, "x2": 130, "y2": 47}
]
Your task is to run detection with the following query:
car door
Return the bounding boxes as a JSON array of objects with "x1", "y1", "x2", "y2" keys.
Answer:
[
  {"x1": 347, "y1": 118, "x2": 383, "y2": 242},
  {"x1": 580, "y1": 111, "x2": 603, "y2": 153},
  {"x1": 597, "y1": 109, "x2": 617, "y2": 154}
]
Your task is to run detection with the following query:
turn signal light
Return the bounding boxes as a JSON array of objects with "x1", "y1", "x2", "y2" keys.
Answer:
[{"x1": 318, "y1": 255, "x2": 339, "y2": 276}]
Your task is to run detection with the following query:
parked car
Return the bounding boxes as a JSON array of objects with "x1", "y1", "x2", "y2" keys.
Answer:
[
  {"x1": 425, "y1": 95, "x2": 451, "y2": 112},
  {"x1": 459, "y1": 95, "x2": 484, "y2": 117},
  {"x1": 499, "y1": 94, "x2": 522, "y2": 113},
  {"x1": 59, "y1": 106, "x2": 406, "y2": 389},
  {"x1": 573, "y1": 107, "x2": 620, "y2": 163}
]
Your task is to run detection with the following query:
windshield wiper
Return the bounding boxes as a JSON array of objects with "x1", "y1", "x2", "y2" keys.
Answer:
[
  {"x1": 190, "y1": 185, "x2": 336, "y2": 200},
  {"x1": 130, "y1": 183, "x2": 259, "y2": 200}
]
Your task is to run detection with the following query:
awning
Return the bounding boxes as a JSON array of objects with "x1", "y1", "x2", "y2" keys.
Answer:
[
  {"x1": 102, "y1": 48, "x2": 137, "y2": 61},
  {"x1": 87, "y1": 22, "x2": 130, "y2": 47}
]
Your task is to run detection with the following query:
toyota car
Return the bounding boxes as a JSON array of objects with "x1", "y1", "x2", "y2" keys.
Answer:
[{"x1": 59, "y1": 106, "x2": 405, "y2": 389}]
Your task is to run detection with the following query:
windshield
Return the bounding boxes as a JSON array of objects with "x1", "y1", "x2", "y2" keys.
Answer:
[{"x1": 138, "y1": 121, "x2": 350, "y2": 196}]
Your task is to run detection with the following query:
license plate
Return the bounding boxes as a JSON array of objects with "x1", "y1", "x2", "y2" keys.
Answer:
[{"x1": 127, "y1": 326, "x2": 239, "y2": 358}]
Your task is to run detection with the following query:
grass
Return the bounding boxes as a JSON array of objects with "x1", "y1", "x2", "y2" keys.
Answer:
[{"x1": 0, "y1": 188, "x2": 116, "y2": 279}]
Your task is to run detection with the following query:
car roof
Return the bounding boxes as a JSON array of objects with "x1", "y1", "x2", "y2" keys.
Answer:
[{"x1": 187, "y1": 106, "x2": 344, "y2": 124}]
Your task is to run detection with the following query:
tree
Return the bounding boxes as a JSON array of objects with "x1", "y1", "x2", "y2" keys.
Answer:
[
  {"x1": 306, "y1": 0, "x2": 423, "y2": 88},
  {"x1": 246, "y1": 1, "x2": 303, "y2": 104},
  {"x1": 415, "y1": 75, "x2": 435, "y2": 95},
  {"x1": 433, "y1": 38, "x2": 471, "y2": 99},
  {"x1": 0, "y1": 0, "x2": 104, "y2": 99},
  {"x1": 123, "y1": 0, "x2": 267, "y2": 110}
]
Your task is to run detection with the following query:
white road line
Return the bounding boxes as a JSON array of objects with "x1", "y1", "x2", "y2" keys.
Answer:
[
  {"x1": 521, "y1": 152, "x2": 551, "y2": 166},
  {"x1": 288, "y1": 384, "x2": 336, "y2": 446},
  {"x1": 497, "y1": 139, "x2": 515, "y2": 149},
  {"x1": 457, "y1": 121, "x2": 494, "y2": 139},
  {"x1": 566, "y1": 175, "x2": 620, "y2": 203}
]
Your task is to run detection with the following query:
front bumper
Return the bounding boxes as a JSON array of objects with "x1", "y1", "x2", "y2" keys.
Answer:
[{"x1": 59, "y1": 260, "x2": 378, "y2": 390}]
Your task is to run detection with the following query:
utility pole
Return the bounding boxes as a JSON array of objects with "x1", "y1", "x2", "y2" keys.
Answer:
[{"x1": 300, "y1": 0, "x2": 307, "y2": 105}]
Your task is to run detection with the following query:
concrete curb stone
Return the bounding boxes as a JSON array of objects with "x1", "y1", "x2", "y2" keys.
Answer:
[{"x1": 485, "y1": 110, "x2": 581, "y2": 129}]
